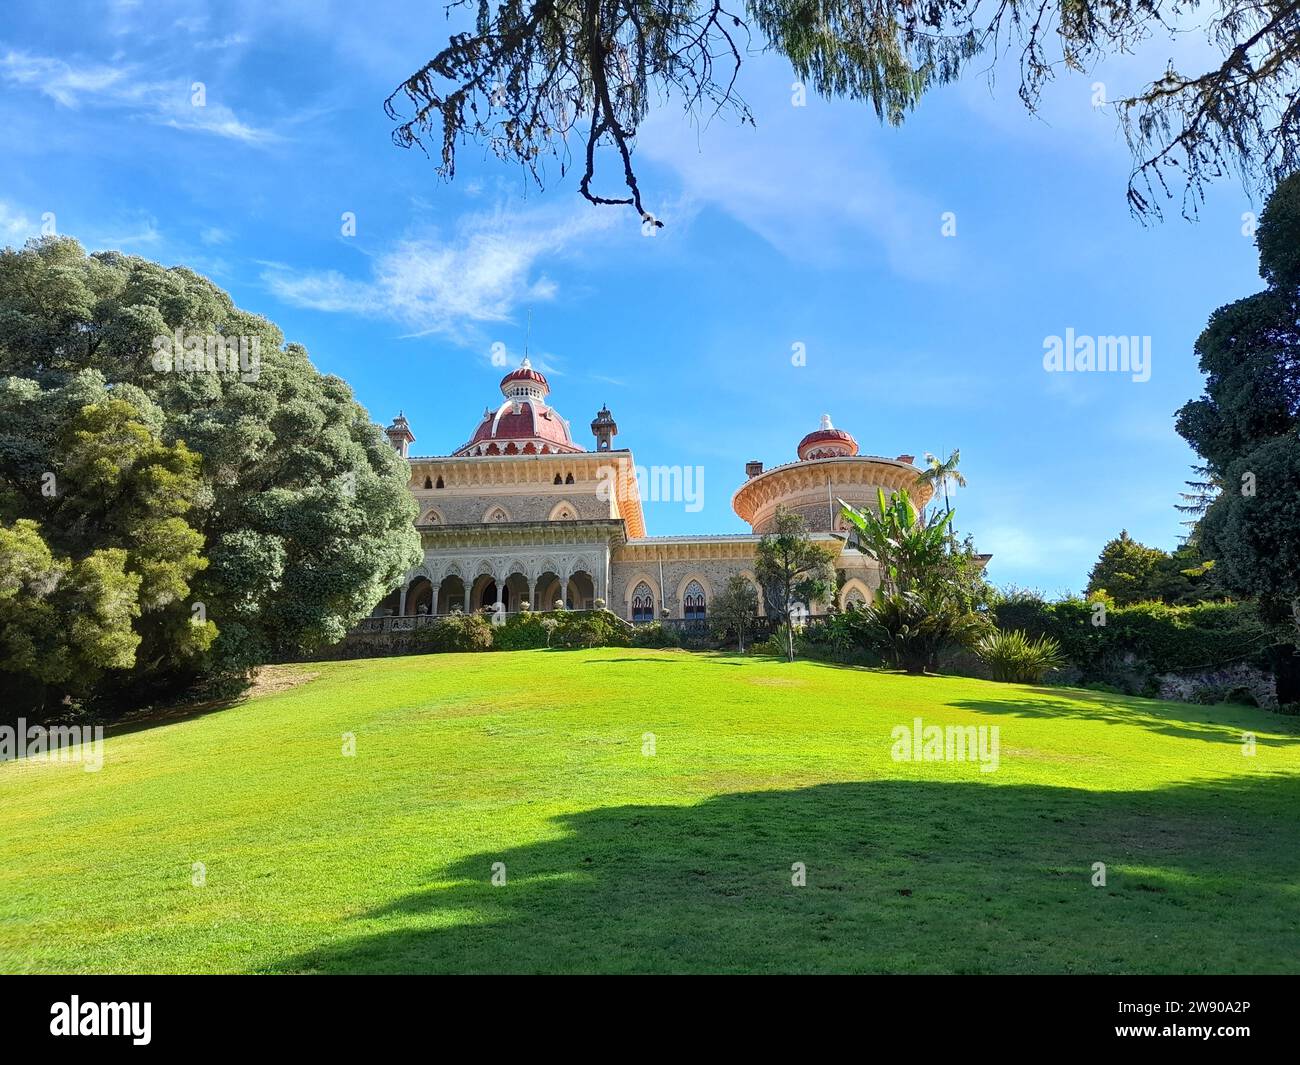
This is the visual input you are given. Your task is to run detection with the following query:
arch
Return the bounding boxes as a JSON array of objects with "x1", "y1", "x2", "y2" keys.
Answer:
[
  {"x1": 630, "y1": 580, "x2": 656, "y2": 623},
  {"x1": 548, "y1": 499, "x2": 579, "y2": 522},
  {"x1": 406, "y1": 576, "x2": 434, "y2": 616},
  {"x1": 422, "y1": 476, "x2": 432, "y2": 489},
  {"x1": 436, "y1": 574, "x2": 466, "y2": 614},
  {"x1": 675, "y1": 573, "x2": 714, "y2": 615},
  {"x1": 553, "y1": 474, "x2": 563, "y2": 485},
  {"x1": 419, "y1": 506, "x2": 444, "y2": 525},
  {"x1": 622, "y1": 573, "x2": 661, "y2": 620},
  {"x1": 564, "y1": 472, "x2": 575, "y2": 485},
  {"x1": 839, "y1": 577, "x2": 872, "y2": 611},
  {"x1": 566, "y1": 570, "x2": 596, "y2": 610},
  {"x1": 534, "y1": 570, "x2": 563, "y2": 611},
  {"x1": 435, "y1": 476, "x2": 444, "y2": 489},
  {"x1": 682, "y1": 579, "x2": 707, "y2": 621},
  {"x1": 504, "y1": 442, "x2": 518, "y2": 455},
  {"x1": 482, "y1": 504, "x2": 511, "y2": 523}
]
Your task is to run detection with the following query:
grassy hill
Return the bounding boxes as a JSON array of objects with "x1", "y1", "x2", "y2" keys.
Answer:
[{"x1": 3, "y1": 648, "x2": 1299, "y2": 974}]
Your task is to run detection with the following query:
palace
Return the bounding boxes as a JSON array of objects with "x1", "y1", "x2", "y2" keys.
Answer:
[{"x1": 371, "y1": 358, "x2": 935, "y2": 623}]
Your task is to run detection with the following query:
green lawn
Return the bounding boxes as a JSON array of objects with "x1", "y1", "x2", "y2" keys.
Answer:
[{"x1": 3, "y1": 648, "x2": 1299, "y2": 974}]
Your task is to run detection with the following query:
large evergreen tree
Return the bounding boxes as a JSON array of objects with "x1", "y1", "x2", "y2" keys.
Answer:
[
  {"x1": 0, "y1": 237, "x2": 421, "y2": 707},
  {"x1": 1176, "y1": 173, "x2": 1300, "y2": 637}
]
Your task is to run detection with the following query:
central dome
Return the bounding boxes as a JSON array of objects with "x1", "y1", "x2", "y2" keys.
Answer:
[{"x1": 452, "y1": 357, "x2": 584, "y2": 456}]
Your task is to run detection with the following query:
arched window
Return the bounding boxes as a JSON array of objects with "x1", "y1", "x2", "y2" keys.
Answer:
[
  {"x1": 435, "y1": 476, "x2": 444, "y2": 489},
  {"x1": 554, "y1": 474, "x2": 563, "y2": 485},
  {"x1": 485, "y1": 506, "x2": 509, "y2": 523},
  {"x1": 423, "y1": 476, "x2": 432, "y2": 489},
  {"x1": 683, "y1": 580, "x2": 706, "y2": 621},
  {"x1": 565, "y1": 473, "x2": 575, "y2": 484},
  {"x1": 631, "y1": 582, "x2": 655, "y2": 623}
]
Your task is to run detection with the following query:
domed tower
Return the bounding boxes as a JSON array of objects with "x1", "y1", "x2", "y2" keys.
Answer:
[
  {"x1": 731, "y1": 414, "x2": 931, "y2": 534},
  {"x1": 591, "y1": 404, "x2": 618, "y2": 451},
  {"x1": 385, "y1": 411, "x2": 415, "y2": 458},
  {"x1": 452, "y1": 357, "x2": 585, "y2": 456}
]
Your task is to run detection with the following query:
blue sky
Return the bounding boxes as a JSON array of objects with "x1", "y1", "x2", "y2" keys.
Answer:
[{"x1": 0, "y1": 1, "x2": 1267, "y2": 594}]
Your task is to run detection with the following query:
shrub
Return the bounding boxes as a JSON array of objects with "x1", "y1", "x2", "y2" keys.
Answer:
[
  {"x1": 493, "y1": 612, "x2": 549, "y2": 651},
  {"x1": 551, "y1": 610, "x2": 632, "y2": 649},
  {"x1": 413, "y1": 612, "x2": 494, "y2": 653},
  {"x1": 976, "y1": 628, "x2": 1065, "y2": 684},
  {"x1": 865, "y1": 590, "x2": 990, "y2": 674},
  {"x1": 631, "y1": 622, "x2": 681, "y2": 648}
]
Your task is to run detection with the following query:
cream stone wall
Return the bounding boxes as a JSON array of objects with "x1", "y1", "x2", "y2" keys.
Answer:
[
  {"x1": 411, "y1": 486, "x2": 611, "y2": 525},
  {"x1": 609, "y1": 537, "x2": 881, "y2": 620}
]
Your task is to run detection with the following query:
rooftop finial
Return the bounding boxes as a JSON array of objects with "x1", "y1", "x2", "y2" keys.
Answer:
[{"x1": 820, "y1": 413, "x2": 833, "y2": 430}]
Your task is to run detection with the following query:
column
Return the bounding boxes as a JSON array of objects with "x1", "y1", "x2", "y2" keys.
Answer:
[{"x1": 398, "y1": 582, "x2": 408, "y2": 616}]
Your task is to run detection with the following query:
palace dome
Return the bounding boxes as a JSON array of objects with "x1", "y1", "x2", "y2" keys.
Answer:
[
  {"x1": 452, "y1": 356, "x2": 584, "y2": 456},
  {"x1": 797, "y1": 414, "x2": 859, "y2": 460}
]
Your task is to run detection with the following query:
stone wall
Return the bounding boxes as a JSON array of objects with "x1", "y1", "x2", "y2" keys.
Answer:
[{"x1": 411, "y1": 483, "x2": 611, "y2": 525}]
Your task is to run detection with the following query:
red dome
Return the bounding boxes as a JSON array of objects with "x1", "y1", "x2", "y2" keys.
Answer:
[
  {"x1": 797, "y1": 415, "x2": 858, "y2": 460},
  {"x1": 453, "y1": 356, "x2": 584, "y2": 456},
  {"x1": 501, "y1": 365, "x2": 548, "y2": 389},
  {"x1": 454, "y1": 402, "x2": 583, "y2": 456}
]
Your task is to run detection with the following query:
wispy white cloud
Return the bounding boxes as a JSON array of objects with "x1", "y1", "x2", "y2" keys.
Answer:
[
  {"x1": 0, "y1": 49, "x2": 277, "y2": 145},
  {"x1": 0, "y1": 200, "x2": 39, "y2": 245},
  {"x1": 636, "y1": 73, "x2": 958, "y2": 280},
  {"x1": 262, "y1": 204, "x2": 619, "y2": 340}
]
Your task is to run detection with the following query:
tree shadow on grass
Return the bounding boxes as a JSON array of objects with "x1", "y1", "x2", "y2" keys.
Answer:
[
  {"x1": 951, "y1": 694, "x2": 1300, "y2": 748},
  {"x1": 275, "y1": 774, "x2": 1300, "y2": 975}
]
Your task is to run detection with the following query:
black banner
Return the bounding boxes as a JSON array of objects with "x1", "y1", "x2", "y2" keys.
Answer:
[{"x1": 1, "y1": 975, "x2": 1294, "y2": 1051}]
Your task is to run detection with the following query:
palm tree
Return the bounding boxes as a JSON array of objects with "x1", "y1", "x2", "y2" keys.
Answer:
[{"x1": 916, "y1": 449, "x2": 967, "y2": 547}]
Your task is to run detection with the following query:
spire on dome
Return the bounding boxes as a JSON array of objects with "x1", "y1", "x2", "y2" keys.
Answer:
[{"x1": 819, "y1": 414, "x2": 833, "y2": 430}]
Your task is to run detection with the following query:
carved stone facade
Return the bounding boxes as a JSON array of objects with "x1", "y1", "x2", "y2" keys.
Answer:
[{"x1": 372, "y1": 365, "x2": 941, "y2": 621}]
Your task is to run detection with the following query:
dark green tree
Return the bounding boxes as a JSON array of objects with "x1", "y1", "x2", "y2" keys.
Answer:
[
  {"x1": 389, "y1": 1, "x2": 1300, "y2": 223},
  {"x1": 1176, "y1": 172, "x2": 1300, "y2": 639},
  {"x1": 710, "y1": 574, "x2": 759, "y2": 652},
  {"x1": 754, "y1": 507, "x2": 837, "y2": 662},
  {"x1": 0, "y1": 237, "x2": 421, "y2": 701}
]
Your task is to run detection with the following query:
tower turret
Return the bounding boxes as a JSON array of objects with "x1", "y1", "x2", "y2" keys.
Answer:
[
  {"x1": 591, "y1": 404, "x2": 618, "y2": 451},
  {"x1": 385, "y1": 412, "x2": 415, "y2": 458}
]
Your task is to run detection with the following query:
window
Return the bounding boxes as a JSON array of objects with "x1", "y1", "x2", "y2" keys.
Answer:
[
  {"x1": 565, "y1": 473, "x2": 575, "y2": 484},
  {"x1": 683, "y1": 580, "x2": 706, "y2": 621},
  {"x1": 844, "y1": 587, "x2": 867, "y2": 610},
  {"x1": 631, "y1": 583, "x2": 655, "y2": 623},
  {"x1": 423, "y1": 476, "x2": 432, "y2": 489},
  {"x1": 554, "y1": 474, "x2": 563, "y2": 485},
  {"x1": 485, "y1": 507, "x2": 509, "y2": 523},
  {"x1": 436, "y1": 476, "x2": 444, "y2": 489}
]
